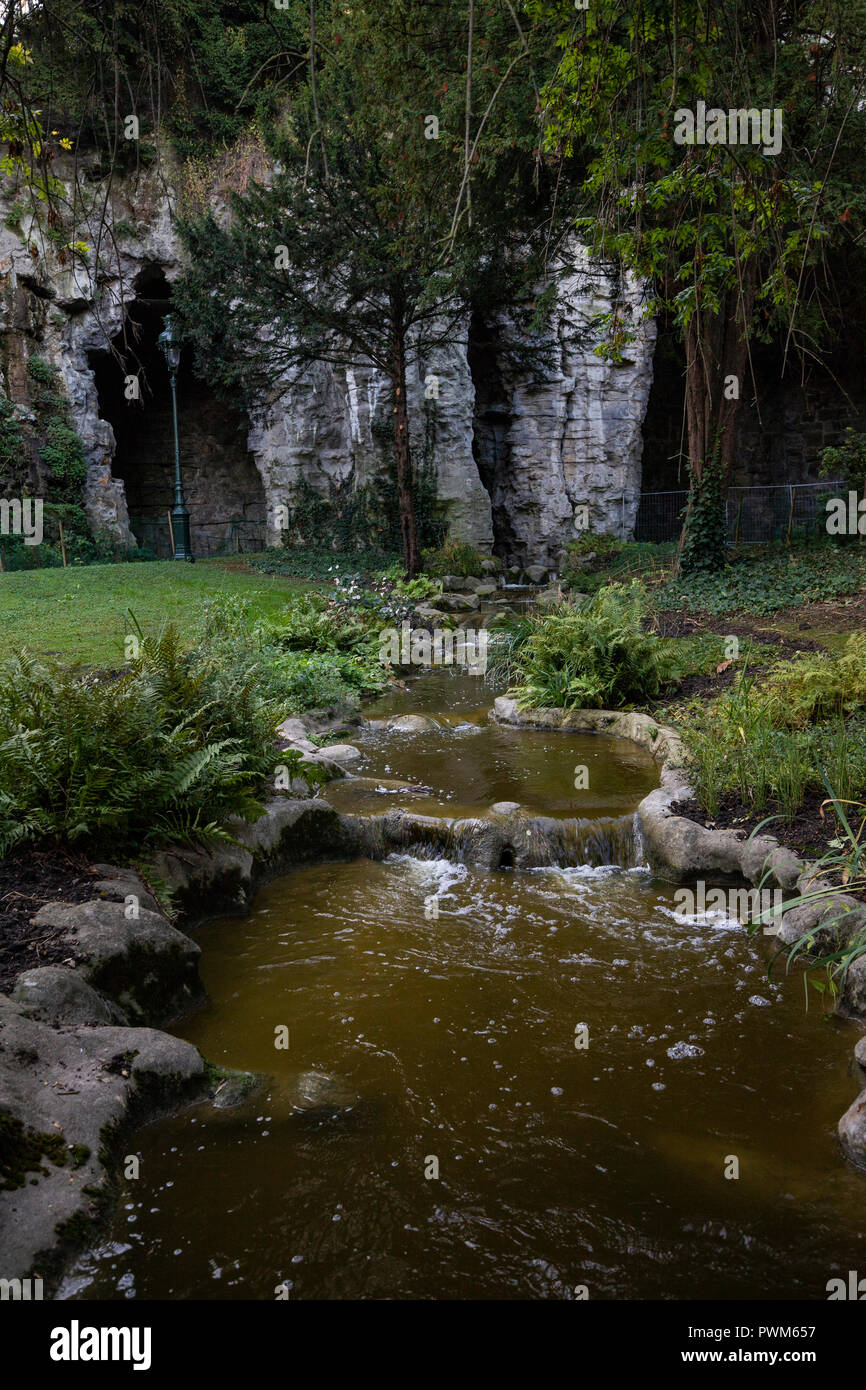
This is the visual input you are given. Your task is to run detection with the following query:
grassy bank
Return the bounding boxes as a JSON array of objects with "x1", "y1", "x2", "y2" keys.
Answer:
[{"x1": 1, "y1": 560, "x2": 311, "y2": 666}]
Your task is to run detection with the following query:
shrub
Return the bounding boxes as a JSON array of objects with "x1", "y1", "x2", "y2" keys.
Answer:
[
  {"x1": 258, "y1": 651, "x2": 364, "y2": 712},
  {"x1": 679, "y1": 666, "x2": 866, "y2": 821},
  {"x1": 762, "y1": 635, "x2": 866, "y2": 728},
  {"x1": 819, "y1": 427, "x2": 866, "y2": 494},
  {"x1": 565, "y1": 530, "x2": 624, "y2": 564},
  {"x1": 247, "y1": 547, "x2": 399, "y2": 580},
  {"x1": 678, "y1": 453, "x2": 727, "y2": 576},
  {"x1": 196, "y1": 592, "x2": 388, "y2": 711},
  {"x1": 658, "y1": 541, "x2": 866, "y2": 616},
  {"x1": 0, "y1": 625, "x2": 302, "y2": 856},
  {"x1": 39, "y1": 418, "x2": 87, "y2": 487},
  {"x1": 421, "y1": 539, "x2": 489, "y2": 578},
  {"x1": 561, "y1": 536, "x2": 673, "y2": 592},
  {"x1": 495, "y1": 581, "x2": 673, "y2": 710}
]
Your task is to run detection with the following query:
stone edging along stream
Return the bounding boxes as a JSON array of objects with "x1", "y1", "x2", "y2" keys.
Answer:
[{"x1": 2, "y1": 701, "x2": 866, "y2": 1290}]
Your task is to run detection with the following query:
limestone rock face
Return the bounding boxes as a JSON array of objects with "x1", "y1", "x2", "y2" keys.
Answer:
[
  {"x1": 0, "y1": 162, "x2": 183, "y2": 545},
  {"x1": 471, "y1": 247, "x2": 656, "y2": 570},
  {"x1": 1, "y1": 163, "x2": 655, "y2": 564}
]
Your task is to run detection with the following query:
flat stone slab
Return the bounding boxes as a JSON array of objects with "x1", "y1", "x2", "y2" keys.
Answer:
[{"x1": 92, "y1": 879, "x2": 161, "y2": 915}]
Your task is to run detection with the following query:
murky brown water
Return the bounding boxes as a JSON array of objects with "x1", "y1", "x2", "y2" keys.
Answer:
[
  {"x1": 323, "y1": 674, "x2": 658, "y2": 821},
  {"x1": 60, "y1": 674, "x2": 866, "y2": 1301}
]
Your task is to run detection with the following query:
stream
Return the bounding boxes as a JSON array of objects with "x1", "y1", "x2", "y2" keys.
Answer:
[{"x1": 60, "y1": 673, "x2": 866, "y2": 1300}]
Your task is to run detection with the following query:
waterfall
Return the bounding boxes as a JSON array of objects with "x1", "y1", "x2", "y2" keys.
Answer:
[{"x1": 357, "y1": 807, "x2": 647, "y2": 872}]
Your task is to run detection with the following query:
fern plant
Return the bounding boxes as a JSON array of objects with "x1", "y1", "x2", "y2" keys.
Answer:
[
  {"x1": 762, "y1": 634, "x2": 866, "y2": 728},
  {"x1": 495, "y1": 582, "x2": 672, "y2": 711},
  {"x1": 0, "y1": 624, "x2": 311, "y2": 857}
]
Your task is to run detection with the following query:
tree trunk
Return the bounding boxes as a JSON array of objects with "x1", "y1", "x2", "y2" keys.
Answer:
[
  {"x1": 391, "y1": 321, "x2": 419, "y2": 577},
  {"x1": 684, "y1": 285, "x2": 753, "y2": 481},
  {"x1": 677, "y1": 260, "x2": 757, "y2": 568}
]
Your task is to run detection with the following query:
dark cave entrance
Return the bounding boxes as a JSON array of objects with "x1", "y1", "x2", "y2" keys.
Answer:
[
  {"x1": 467, "y1": 311, "x2": 517, "y2": 565},
  {"x1": 88, "y1": 264, "x2": 266, "y2": 558}
]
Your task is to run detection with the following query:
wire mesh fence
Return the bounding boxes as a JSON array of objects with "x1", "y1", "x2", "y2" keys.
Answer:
[
  {"x1": 633, "y1": 481, "x2": 845, "y2": 545},
  {"x1": 131, "y1": 516, "x2": 267, "y2": 559}
]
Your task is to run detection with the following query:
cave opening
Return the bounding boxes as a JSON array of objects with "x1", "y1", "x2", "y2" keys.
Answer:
[
  {"x1": 88, "y1": 264, "x2": 266, "y2": 558},
  {"x1": 467, "y1": 311, "x2": 519, "y2": 566}
]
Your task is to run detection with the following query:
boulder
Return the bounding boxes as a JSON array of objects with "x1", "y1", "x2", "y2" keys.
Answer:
[
  {"x1": 0, "y1": 994, "x2": 204, "y2": 1285},
  {"x1": 436, "y1": 592, "x2": 481, "y2": 612},
  {"x1": 838, "y1": 1086, "x2": 866, "y2": 1169},
  {"x1": 776, "y1": 895, "x2": 866, "y2": 949},
  {"x1": 275, "y1": 715, "x2": 319, "y2": 755},
  {"x1": 29, "y1": 899, "x2": 202, "y2": 1025},
  {"x1": 475, "y1": 583, "x2": 498, "y2": 598},
  {"x1": 524, "y1": 564, "x2": 548, "y2": 585},
  {"x1": 413, "y1": 605, "x2": 449, "y2": 622},
  {"x1": 840, "y1": 955, "x2": 866, "y2": 1018},
  {"x1": 10, "y1": 967, "x2": 123, "y2": 1026},
  {"x1": 211, "y1": 1071, "x2": 263, "y2": 1110},
  {"x1": 319, "y1": 743, "x2": 362, "y2": 765},
  {"x1": 386, "y1": 714, "x2": 439, "y2": 733}
]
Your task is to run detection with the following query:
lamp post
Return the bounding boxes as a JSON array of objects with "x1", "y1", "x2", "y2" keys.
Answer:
[{"x1": 157, "y1": 313, "x2": 193, "y2": 561}]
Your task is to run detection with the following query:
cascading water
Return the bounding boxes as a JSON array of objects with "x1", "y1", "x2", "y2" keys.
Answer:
[
  {"x1": 320, "y1": 672, "x2": 659, "y2": 872},
  {"x1": 58, "y1": 673, "x2": 866, "y2": 1301}
]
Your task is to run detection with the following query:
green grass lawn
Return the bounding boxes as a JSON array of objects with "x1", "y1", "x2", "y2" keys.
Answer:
[{"x1": 0, "y1": 560, "x2": 312, "y2": 667}]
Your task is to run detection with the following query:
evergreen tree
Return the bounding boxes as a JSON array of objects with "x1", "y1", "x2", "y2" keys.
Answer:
[{"x1": 174, "y1": 0, "x2": 558, "y2": 574}]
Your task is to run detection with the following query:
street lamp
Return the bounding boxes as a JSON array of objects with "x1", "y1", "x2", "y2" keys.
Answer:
[{"x1": 157, "y1": 313, "x2": 193, "y2": 562}]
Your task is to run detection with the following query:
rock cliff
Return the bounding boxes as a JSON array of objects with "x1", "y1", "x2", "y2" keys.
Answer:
[{"x1": 0, "y1": 159, "x2": 655, "y2": 566}]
